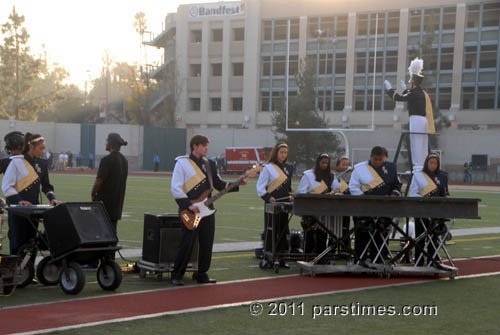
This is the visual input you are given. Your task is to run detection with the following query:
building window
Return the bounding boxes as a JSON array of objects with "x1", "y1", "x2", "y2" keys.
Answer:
[
  {"x1": 191, "y1": 29, "x2": 202, "y2": 43},
  {"x1": 337, "y1": 16, "x2": 348, "y2": 37},
  {"x1": 461, "y1": 87, "x2": 474, "y2": 109},
  {"x1": 263, "y1": 21, "x2": 272, "y2": 41},
  {"x1": 479, "y1": 45, "x2": 497, "y2": 69},
  {"x1": 335, "y1": 53, "x2": 346, "y2": 74},
  {"x1": 354, "y1": 90, "x2": 365, "y2": 111},
  {"x1": 212, "y1": 29, "x2": 223, "y2": 42},
  {"x1": 464, "y1": 46, "x2": 477, "y2": 69},
  {"x1": 272, "y1": 56, "x2": 286, "y2": 75},
  {"x1": 442, "y1": 7, "x2": 456, "y2": 30},
  {"x1": 190, "y1": 98, "x2": 200, "y2": 111},
  {"x1": 190, "y1": 64, "x2": 201, "y2": 77},
  {"x1": 369, "y1": 13, "x2": 385, "y2": 35},
  {"x1": 289, "y1": 55, "x2": 299, "y2": 75},
  {"x1": 212, "y1": 63, "x2": 222, "y2": 76},
  {"x1": 483, "y1": 3, "x2": 500, "y2": 27},
  {"x1": 477, "y1": 86, "x2": 495, "y2": 109},
  {"x1": 233, "y1": 27, "x2": 244, "y2": 41},
  {"x1": 261, "y1": 92, "x2": 270, "y2": 111},
  {"x1": 466, "y1": 5, "x2": 480, "y2": 28},
  {"x1": 318, "y1": 54, "x2": 333, "y2": 75},
  {"x1": 386, "y1": 51, "x2": 398, "y2": 72},
  {"x1": 334, "y1": 90, "x2": 345, "y2": 111},
  {"x1": 211, "y1": 98, "x2": 221, "y2": 111},
  {"x1": 357, "y1": 14, "x2": 369, "y2": 35},
  {"x1": 438, "y1": 87, "x2": 451, "y2": 110},
  {"x1": 356, "y1": 52, "x2": 366, "y2": 73},
  {"x1": 318, "y1": 90, "x2": 331, "y2": 112},
  {"x1": 232, "y1": 97, "x2": 243, "y2": 111},
  {"x1": 274, "y1": 20, "x2": 287, "y2": 40},
  {"x1": 440, "y1": 47, "x2": 454, "y2": 70},
  {"x1": 233, "y1": 62, "x2": 244, "y2": 76},
  {"x1": 409, "y1": 10, "x2": 422, "y2": 33},
  {"x1": 387, "y1": 12, "x2": 400, "y2": 34},
  {"x1": 262, "y1": 56, "x2": 271, "y2": 76},
  {"x1": 423, "y1": 8, "x2": 440, "y2": 32}
]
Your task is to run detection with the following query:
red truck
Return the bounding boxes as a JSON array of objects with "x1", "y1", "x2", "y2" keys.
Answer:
[{"x1": 224, "y1": 146, "x2": 271, "y2": 173}]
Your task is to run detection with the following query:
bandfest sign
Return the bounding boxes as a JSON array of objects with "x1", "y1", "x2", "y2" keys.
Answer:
[{"x1": 189, "y1": 2, "x2": 246, "y2": 18}]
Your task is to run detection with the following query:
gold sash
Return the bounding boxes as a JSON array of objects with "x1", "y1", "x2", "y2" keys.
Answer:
[
  {"x1": 423, "y1": 91, "x2": 436, "y2": 134},
  {"x1": 15, "y1": 159, "x2": 39, "y2": 193},
  {"x1": 310, "y1": 180, "x2": 328, "y2": 194},
  {"x1": 419, "y1": 172, "x2": 438, "y2": 197},
  {"x1": 360, "y1": 165, "x2": 384, "y2": 193},
  {"x1": 337, "y1": 179, "x2": 349, "y2": 193},
  {"x1": 183, "y1": 158, "x2": 207, "y2": 194},
  {"x1": 266, "y1": 163, "x2": 288, "y2": 194}
]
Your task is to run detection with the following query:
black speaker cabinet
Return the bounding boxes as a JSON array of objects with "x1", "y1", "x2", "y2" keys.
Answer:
[
  {"x1": 142, "y1": 213, "x2": 198, "y2": 265},
  {"x1": 42, "y1": 202, "x2": 118, "y2": 257}
]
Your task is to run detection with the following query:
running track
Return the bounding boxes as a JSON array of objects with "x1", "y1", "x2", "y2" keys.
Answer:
[{"x1": 1, "y1": 256, "x2": 500, "y2": 335}]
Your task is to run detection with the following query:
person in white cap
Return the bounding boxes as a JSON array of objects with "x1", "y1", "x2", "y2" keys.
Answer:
[{"x1": 384, "y1": 57, "x2": 435, "y2": 172}]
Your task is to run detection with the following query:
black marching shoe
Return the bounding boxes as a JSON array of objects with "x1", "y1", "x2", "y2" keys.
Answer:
[
  {"x1": 170, "y1": 274, "x2": 184, "y2": 286},
  {"x1": 195, "y1": 272, "x2": 217, "y2": 284},
  {"x1": 279, "y1": 260, "x2": 290, "y2": 269}
]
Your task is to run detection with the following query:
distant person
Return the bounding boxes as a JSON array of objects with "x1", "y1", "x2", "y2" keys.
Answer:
[
  {"x1": 468, "y1": 163, "x2": 473, "y2": 184},
  {"x1": 76, "y1": 152, "x2": 82, "y2": 167},
  {"x1": 91, "y1": 133, "x2": 128, "y2": 236},
  {"x1": 48, "y1": 151, "x2": 54, "y2": 170},
  {"x1": 153, "y1": 153, "x2": 160, "y2": 172},
  {"x1": 67, "y1": 150, "x2": 73, "y2": 168},
  {"x1": 58, "y1": 152, "x2": 65, "y2": 170},
  {"x1": 88, "y1": 152, "x2": 94, "y2": 169}
]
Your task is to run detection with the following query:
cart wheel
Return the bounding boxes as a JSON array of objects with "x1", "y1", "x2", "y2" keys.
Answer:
[
  {"x1": 36, "y1": 256, "x2": 61, "y2": 286},
  {"x1": 17, "y1": 263, "x2": 35, "y2": 288},
  {"x1": 60, "y1": 262, "x2": 85, "y2": 295},
  {"x1": 97, "y1": 261, "x2": 122, "y2": 291},
  {"x1": 273, "y1": 261, "x2": 280, "y2": 273},
  {"x1": 449, "y1": 273, "x2": 455, "y2": 280},
  {"x1": 3, "y1": 285, "x2": 15, "y2": 295},
  {"x1": 138, "y1": 268, "x2": 147, "y2": 278}
]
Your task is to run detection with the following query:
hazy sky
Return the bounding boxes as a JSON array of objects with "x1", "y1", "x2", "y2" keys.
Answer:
[{"x1": 0, "y1": 0, "x2": 215, "y2": 90}]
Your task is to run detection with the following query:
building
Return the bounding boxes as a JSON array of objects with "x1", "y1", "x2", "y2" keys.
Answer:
[{"x1": 144, "y1": 0, "x2": 500, "y2": 177}]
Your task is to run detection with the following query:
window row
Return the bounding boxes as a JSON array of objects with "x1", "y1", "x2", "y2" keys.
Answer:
[
  {"x1": 189, "y1": 97, "x2": 243, "y2": 112},
  {"x1": 190, "y1": 27, "x2": 245, "y2": 43},
  {"x1": 189, "y1": 63, "x2": 244, "y2": 77}
]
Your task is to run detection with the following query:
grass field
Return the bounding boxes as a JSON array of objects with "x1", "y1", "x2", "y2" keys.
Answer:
[{"x1": 1, "y1": 174, "x2": 500, "y2": 334}]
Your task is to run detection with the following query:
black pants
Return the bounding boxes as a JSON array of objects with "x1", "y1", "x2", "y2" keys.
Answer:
[
  {"x1": 154, "y1": 163, "x2": 159, "y2": 172},
  {"x1": 414, "y1": 218, "x2": 440, "y2": 266},
  {"x1": 173, "y1": 214, "x2": 215, "y2": 279},
  {"x1": 263, "y1": 212, "x2": 289, "y2": 256},
  {"x1": 8, "y1": 214, "x2": 39, "y2": 256}
]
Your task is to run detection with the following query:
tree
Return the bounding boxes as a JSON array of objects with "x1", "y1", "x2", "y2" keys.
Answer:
[
  {"x1": 272, "y1": 58, "x2": 343, "y2": 168},
  {"x1": 0, "y1": 7, "x2": 67, "y2": 121}
]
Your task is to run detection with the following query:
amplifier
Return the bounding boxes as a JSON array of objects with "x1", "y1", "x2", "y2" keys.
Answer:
[
  {"x1": 142, "y1": 213, "x2": 198, "y2": 265},
  {"x1": 42, "y1": 202, "x2": 117, "y2": 257}
]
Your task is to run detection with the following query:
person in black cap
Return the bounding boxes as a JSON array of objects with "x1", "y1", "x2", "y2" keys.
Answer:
[
  {"x1": 91, "y1": 133, "x2": 128, "y2": 237},
  {"x1": 384, "y1": 57, "x2": 436, "y2": 172}
]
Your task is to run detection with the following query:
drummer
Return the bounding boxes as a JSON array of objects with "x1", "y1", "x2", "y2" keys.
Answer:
[{"x1": 2, "y1": 133, "x2": 61, "y2": 258}]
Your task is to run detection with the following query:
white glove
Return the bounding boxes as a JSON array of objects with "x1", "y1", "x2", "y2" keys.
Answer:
[
  {"x1": 400, "y1": 80, "x2": 407, "y2": 91},
  {"x1": 384, "y1": 80, "x2": 392, "y2": 91}
]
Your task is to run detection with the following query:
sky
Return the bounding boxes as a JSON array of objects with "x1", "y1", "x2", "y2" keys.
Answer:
[{"x1": 0, "y1": 0, "x2": 216, "y2": 91}]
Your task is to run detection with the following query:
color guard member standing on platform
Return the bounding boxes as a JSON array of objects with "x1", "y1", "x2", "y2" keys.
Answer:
[
  {"x1": 171, "y1": 134, "x2": 247, "y2": 285},
  {"x1": 349, "y1": 146, "x2": 401, "y2": 262},
  {"x1": 384, "y1": 57, "x2": 435, "y2": 172},
  {"x1": 409, "y1": 152, "x2": 449, "y2": 266},
  {"x1": 257, "y1": 141, "x2": 294, "y2": 268}
]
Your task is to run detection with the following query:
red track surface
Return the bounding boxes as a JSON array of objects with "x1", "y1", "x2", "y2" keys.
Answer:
[{"x1": 1, "y1": 257, "x2": 500, "y2": 335}]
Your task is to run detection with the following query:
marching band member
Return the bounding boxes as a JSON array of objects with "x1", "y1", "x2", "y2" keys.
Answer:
[
  {"x1": 349, "y1": 146, "x2": 401, "y2": 262},
  {"x1": 257, "y1": 141, "x2": 293, "y2": 268},
  {"x1": 170, "y1": 134, "x2": 247, "y2": 285},
  {"x1": 2, "y1": 133, "x2": 60, "y2": 285},
  {"x1": 384, "y1": 57, "x2": 435, "y2": 172},
  {"x1": 296, "y1": 153, "x2": 335, "y2": 255},
  {"x1": 409, "y1": 152, "x2": 449, "y2": 266}
]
